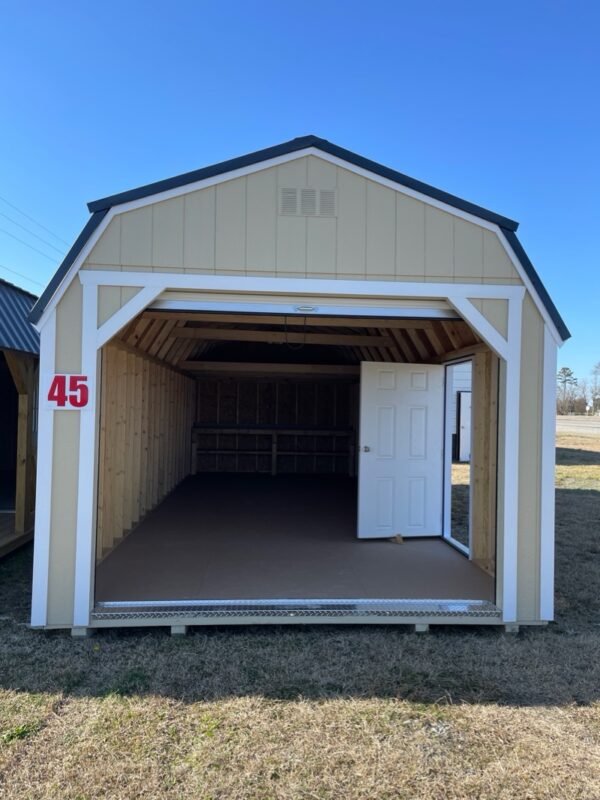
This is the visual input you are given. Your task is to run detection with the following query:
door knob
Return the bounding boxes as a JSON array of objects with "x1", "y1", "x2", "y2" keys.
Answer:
[{"x1": 362, "y1": 446, "x2": 371, "y2": 452}]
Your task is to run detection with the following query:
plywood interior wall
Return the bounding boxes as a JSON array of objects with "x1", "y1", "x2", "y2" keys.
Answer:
[
  {"x1": 96, "y1": 343, "x2": 195, "y2": 561},
  {"x1": 194, "y1": 377, "x2": 358, "y2": 474},
  {"x1": 470, "y1": 350, "x2": 499, "y2": 575}
]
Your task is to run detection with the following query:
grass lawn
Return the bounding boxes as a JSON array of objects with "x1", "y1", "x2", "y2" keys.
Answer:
[{"x1": 0, "y1": 432, "x2": 599, "y2": 799}]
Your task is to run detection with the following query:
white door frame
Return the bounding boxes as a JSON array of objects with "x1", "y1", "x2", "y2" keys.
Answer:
[
  {"x1": 442, "y1": 360, "x2": 474, "y2": 557},
  {"x1": 32, "y1": 272, "x2": 526, "y2": 627}
]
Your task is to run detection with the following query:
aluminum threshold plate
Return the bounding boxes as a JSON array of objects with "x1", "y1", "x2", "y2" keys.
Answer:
[{"x1": 92, "y1": 598, "x2": 501, "y2": 621}]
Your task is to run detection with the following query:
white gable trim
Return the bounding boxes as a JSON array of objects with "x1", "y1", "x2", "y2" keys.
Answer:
[{"x1": 34, "y1": 147, "x2": 563, "y2": 344}]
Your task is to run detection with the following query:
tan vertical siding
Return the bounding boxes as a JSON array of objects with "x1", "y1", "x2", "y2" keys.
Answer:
[
  {"x1": 47, "y1": 413, "x2": 80, "y2": 625},
  {"x1": 516, "y1": 295, "x2": 544, "y2": 621},
  {"x1": 121, "y1": 206, "x2": 152, "y2": 267},
  {"x1": 425, "y1": 206, "x2": 454, "y2": 279},
  {"x1": 366, "y1": 182, "x2": 395, "y2": 277},
  {"x1": 152, "y1": 198, "x2": 184, "y2": 270},
  {"x1": 395, "y1": 193, "x2": 425, "y2": 278},
  {"x1": 337, "y1": 168, "x2": 366, "y2": 277},
  {"x1": 246, "y1": 169, "x2": 277, "y2": 272},
  {"x1": 46, "y1": 279, "x2": 84, "y2": 626},
  {"x1": 468, "y1": 298, "x2": 509, "y2": 338},
  {"x1": 83, "y1": 156, "x2": 522, "y2": 287},
  {"x1": 215, "y1": 178, "x2": 246, "y2": 271},
  {"x1": 454, "y1": 219, "x2": 484, "y2": 281},
  {"x1": 183, "y1": 188, "x2": 215, "y2": 270}
]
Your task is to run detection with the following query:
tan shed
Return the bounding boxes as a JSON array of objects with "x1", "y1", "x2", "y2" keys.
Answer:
[{"x1": 28, "y1": 137, "x2": 569, "y2": 634}]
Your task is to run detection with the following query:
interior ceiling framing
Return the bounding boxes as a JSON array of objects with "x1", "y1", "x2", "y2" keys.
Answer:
[{"x1": 115, "y1": 310, "x2": 484, "y2": 375}]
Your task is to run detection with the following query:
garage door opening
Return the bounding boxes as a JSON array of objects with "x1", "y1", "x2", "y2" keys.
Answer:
[{"x1": 93, "y1": 309, "x2": 497, "y2": 611}]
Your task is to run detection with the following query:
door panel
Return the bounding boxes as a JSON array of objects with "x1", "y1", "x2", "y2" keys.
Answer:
[{"x1": 358, "y1": 362, "x2": 444, "y2": 538}]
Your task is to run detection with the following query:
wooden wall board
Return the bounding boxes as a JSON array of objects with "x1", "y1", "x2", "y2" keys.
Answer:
[{"x1": 96, "y1": 342, "x2": 196, "y2": 561}]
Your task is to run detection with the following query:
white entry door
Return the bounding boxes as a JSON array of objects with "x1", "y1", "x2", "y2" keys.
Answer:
[{"x1": 357, "y1": 362, "x2": 445, "y2": 538}]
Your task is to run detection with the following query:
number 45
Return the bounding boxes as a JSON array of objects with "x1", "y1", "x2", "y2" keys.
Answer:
[{"x1": 47, "y1": 375, "x2": 89, "y2": 408}]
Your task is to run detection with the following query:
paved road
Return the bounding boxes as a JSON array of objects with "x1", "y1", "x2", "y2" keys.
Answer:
[{"x1": 556, "y1": 415, "x2": 600, "y2": 435}]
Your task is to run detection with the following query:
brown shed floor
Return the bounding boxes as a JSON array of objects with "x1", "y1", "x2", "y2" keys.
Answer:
[{"x1": 95, "y1": 475, "x2": 494, "y2": 604}]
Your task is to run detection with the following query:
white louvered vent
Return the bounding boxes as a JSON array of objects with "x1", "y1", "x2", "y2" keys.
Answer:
[
  {"x1": 279, "y1": 187, "x2": 337, "y2": 217},
  {"x1": 301, "y1": 188, "x2": 317, "y2": 215},
  {"x1": 280, "y1": 187, "x2": 298, "y2": 215},
  {"x1": 319, "y1": 189, "x2": 336, "y2": 217}
]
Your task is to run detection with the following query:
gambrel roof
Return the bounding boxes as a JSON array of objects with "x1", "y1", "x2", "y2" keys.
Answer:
[{"x1": 28, "y1": 136, "x2": 569, "y2": 340}]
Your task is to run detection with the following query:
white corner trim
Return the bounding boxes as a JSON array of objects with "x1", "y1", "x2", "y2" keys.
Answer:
[
  {"x1": 30, "y1": 310, "x2": 56, "y2": 627},
  {"x1": 95, "y1": 285, "x2": 164, "y2": 348},
  {"x1": 539, "y1": 325, "x2": 557, "y2": 620},
  {"x1": 500, "y1": 291, "x2": 523, "y2": 622},
  {"x1": 72, "y1": 283, "x2": 99, "y2": 628}
]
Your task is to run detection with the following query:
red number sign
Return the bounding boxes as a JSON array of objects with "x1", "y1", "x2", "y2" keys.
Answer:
[{"x1": 47, "y1": 375, "x2": 89, "y2": 408}]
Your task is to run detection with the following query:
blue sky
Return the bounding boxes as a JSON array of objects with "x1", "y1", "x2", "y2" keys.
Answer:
[{"x1": 1, "y1": 1, "x2": 598, "y2": 377}]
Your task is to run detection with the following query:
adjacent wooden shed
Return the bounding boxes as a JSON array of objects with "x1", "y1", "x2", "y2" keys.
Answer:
[
  {"x1": 0, "y1": 279, "x2": 39, "y2": 557},
  {"x1": 28, "y1": 136, "x2": 569, "y2": 634}
]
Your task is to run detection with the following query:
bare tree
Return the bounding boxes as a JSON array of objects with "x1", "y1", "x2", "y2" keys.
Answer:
[
  {"x1": 591, "y1": 362, "x2": 600, "y2": 414},
  {"x1": 556, "y1": 367, "x2": 578, "y2": 414}
]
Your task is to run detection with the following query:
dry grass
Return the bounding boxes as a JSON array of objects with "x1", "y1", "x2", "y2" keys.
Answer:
[
  {"x1": 451, "y1": 463, "x2": 470, "y2": 546},
  {"x1": 0, "y1": 431, "x2": 599, "y2": 799}
]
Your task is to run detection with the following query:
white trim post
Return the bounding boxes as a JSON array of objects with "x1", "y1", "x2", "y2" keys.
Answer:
[
  {"x1": 30, "y1": 312, "x2": 56, "y2": 627},
  {"x1": 539, "y1": 326, "x2": 557, "y2": 620},
  {"x1": 500, "y1": 293, "x2": 523, "y2": 622},
  {"x1": 72, "y1": 283, "x2": 100, "y2": 627}
]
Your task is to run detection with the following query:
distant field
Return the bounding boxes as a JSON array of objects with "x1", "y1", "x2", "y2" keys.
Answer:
[{"x1": 0, "y1": 431, "x2": 599, "y2": 799}]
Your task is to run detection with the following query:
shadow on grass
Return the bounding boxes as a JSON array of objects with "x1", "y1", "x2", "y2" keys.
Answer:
[
  {"x1": 0, "y1": 486, "x2": 599, "y2": 709},
  {"x1": 556, "y1": 447, "x2": 600, "y2": 466}
]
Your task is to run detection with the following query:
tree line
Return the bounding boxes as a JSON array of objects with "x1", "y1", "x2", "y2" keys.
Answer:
[{"x1": 557, "y1": 364, "x2": 600, "y2": 415}]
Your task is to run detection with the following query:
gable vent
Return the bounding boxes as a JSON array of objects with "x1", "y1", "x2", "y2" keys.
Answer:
[
  {"x1": 279, "y1": 187, "x2": 337, "y2": 217},
  {"x1": 301, "y1": 188, "x2": 317, "y2": 215},
  {"x1": 319, "y1": 189, "x2": 336, "y2": 217},
  {"x1": 280, "y1": 187, "x2": 298, "y2": 215}
]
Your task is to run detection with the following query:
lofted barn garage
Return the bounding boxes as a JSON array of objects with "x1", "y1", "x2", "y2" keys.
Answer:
[{"x1": 27, "y1": 136, "x2": 569, "y2": 633}]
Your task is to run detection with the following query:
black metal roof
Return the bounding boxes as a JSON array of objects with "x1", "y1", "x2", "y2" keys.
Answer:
[
  {"x1": 0, "y1": 278, "x2": 40, "y2": 355},
  {"x1": 28, "y1": 136, "x2": 569, "y2": 339}
]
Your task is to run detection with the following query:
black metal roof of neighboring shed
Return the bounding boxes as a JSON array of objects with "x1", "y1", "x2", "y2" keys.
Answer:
[
  {"x1": 0, "y1": 278, "x2": 40, "y2": 356},
  {"x1": 28, "y1": 136, "x2": 570, "y2": 340}
]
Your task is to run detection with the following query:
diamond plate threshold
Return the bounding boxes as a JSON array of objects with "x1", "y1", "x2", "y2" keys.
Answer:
[{"x1": 92, "y1": 598, "x2": 501, "y2": 621}]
